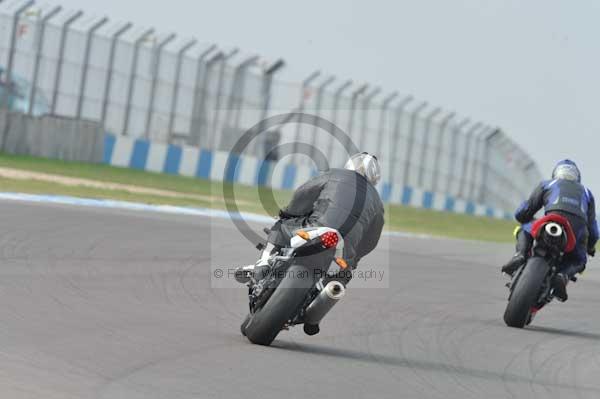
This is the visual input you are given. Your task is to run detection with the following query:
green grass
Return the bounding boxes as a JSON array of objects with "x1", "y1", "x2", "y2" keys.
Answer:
[
  {"x1": 0, "y1": 177, "x2": 214, "y2": 209},
  {"x1": 0, "y1": 153, "x2": 292, "y2": 208},
  {"x1": 386, "y1": 205, "x2": 515, "y2": 242},
  {"x1": 0, "y1": 153, "x2": 516, "y2": 243}
]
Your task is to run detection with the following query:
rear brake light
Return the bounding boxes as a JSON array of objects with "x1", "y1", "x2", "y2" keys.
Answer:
[{"x1": 320, "y1": 231, "x2": 339, "y2": 248}]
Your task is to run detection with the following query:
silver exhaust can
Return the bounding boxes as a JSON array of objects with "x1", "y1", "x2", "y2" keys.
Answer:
[{"x1": 304, "y1": 281, "x2": 346, "y2": 325}]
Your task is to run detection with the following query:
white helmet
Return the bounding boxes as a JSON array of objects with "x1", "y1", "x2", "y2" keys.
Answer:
[
  {"x1": 552, "y1": 159, "x2": 581, "y2": 182},
  {"x1": 344, "y1": 152, "x2": 381, "y2": 185}
]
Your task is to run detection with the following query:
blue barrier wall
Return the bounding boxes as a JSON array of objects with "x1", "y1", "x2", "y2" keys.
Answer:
[{"x1": 103, "y1": 134, "x2": 512, "y2": 220}]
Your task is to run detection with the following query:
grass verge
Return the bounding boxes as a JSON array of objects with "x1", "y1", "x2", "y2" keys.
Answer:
[{"x1": 0, "y1": 153, "x2": 516, "y2": 243}]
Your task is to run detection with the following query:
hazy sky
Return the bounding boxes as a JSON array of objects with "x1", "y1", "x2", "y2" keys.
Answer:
[{"x1": 32, "y1": 0, "x2": 600, "y2": 195}]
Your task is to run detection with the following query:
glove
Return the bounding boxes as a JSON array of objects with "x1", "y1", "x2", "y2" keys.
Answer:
[
  {"x1": 588, "y1": 247, "x2": 596, "y2": 257},
  {"x1": 278, "y1": 209, "x2": 292, "y2": 219}
]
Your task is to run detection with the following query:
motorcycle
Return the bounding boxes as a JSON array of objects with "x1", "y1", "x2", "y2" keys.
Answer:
[
  {"x1": 503, "y1": 214, "x2": 578, "y2": 328},
  {"x1": 239, "y1": 226, "x2": 349, "y2": 346}
]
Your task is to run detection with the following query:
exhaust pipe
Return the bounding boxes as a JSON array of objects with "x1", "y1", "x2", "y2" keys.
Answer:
[
  {"x1": 545, "y1": 222, "x2": 563, "y2": 237},
  {"x1": 304, "y1": 281, "x2": 346, "y2": 325}
]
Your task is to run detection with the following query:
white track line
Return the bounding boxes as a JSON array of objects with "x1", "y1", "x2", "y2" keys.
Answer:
[{"x1": 0, "y1": 192, "x2": 434, "y2": 239}]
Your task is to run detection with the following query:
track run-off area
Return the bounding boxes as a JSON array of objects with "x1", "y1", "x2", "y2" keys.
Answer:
[{"x1": 0, "y1": 199, "x2": 599, "y2": 398}]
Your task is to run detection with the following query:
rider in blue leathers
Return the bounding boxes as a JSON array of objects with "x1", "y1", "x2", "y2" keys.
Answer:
[{"x1": 501, "y1": 160, "x2": 598, "y2": 301}]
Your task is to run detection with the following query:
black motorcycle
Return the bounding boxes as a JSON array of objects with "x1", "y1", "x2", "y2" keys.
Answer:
[
  {"x1": 240, "y1": 227, "x2": 348, "y2": 346},
  {"x1": 503, "y1": 214, "x2": 577, "y2": 328}
]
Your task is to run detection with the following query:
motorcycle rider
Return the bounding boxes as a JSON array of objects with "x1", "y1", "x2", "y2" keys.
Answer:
[
  {"x1": 236, "y1": 152, "x2": 385, "y2": 297},
  {"x1": 501, "y1": 159, "x2": 598, "y2": 301}
]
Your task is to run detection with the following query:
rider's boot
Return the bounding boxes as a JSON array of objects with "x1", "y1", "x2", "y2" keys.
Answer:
[
  {"x1": 501, "y1": 229, "x2": 533, "y2": 276},
  {"x1": 552, "y1": 273, "x2": 569, "y2": 302},
  {"x1": 562, "y1": 263, "x2": 586, "y2": 281},
  {"x1": 551, "y1": 263, "x2": 585, "y2": 302},
  {"x1": 303, "y1": 323, "x2": 320, "y2": 336},
  {"x1": 234, "y1": 265, "x2": 256, "y2": 284},
  {"x1": 501, "y1": 254, "x2": 526, "y2": 277}
]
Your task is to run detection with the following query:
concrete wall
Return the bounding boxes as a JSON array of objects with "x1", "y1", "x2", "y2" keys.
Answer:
[{"x1": 0, "y1": 110, "x2": 103, "y2": 163}]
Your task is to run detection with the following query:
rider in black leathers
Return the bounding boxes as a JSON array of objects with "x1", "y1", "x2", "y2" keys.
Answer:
[
  {"x1": 501, "y1": 159, "x2": 598, "y2": 301},
  {"x1": 235, "y1": 153, "x2": 384, "y2": 337},
  {"x1": 267, "y1": 153, "x2": 385, "y2": 284}
]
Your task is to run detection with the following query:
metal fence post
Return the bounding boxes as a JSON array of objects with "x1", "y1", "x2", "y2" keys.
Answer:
[
  {"x1": 374, "y1": 91, "x2": 398, "y2": 158},
  {"x1": 490, "y1": 133, "x2": 506, "y2": 206},
  {"x1": 478, "y1": 128, "x2": 500, "y2": 203},
  {"x1": 193, "y1": 51, "x2": 223, "y2": 147},
  {"x1": 166, "y1": 39, "x2": 197, "y2": 142},
  {"x1": 76, "y1": 16, "x2": 108, "y2": 119},
  {"x1": 291, "y1": 70, "x2": 320, "y2": 162},
  {"x1": 505, "y1": 138, "x2": 521, "y2": 209},
  {"x1": 143, "y1": 33, "x2": 176, "y2": 138},
  {"x1": 100, "y1": 22, "x2": 132, "y2": 127},
  {"x1": 1, "y1": 0, "x2": 35, "y2": 109},
  {"x1": 468, "y1": 125, "x2": 490, "y2": 201},
  {"x1": 325, "y1": 79, "x2": 352, "y2": 163},
  {"x1": 458, "y1": 122, "x2": 483, "y2": 198},
  {"x1": 346, "y1": 84, "x2": 367, "y2": 146},
  {"x1": 447, "y1": 118, "x2": 470, "y2": 195},
  {"x1": 188, "y1": 45, "x2": 217, "y2": 145},
  {"x1": 430, "y1": 112, "x2": 455, "y2": 193},
  {"x1": 306, "y1": 75, "x2": 335, "y2": 162},
  {"x1": 358, "y1": 86, "x2": 381, "y2": 150},
  {"x1": 417, "y1": 107, "x2": 442, "y2": 188},
  {"x1": 493, "y1": 134, "x2": 515, "y2": 209},
  {"x1": 220, "y1": 55, "x2": 259, "y2": 151},
  {"x1": 505, "y1": 141, "x2": 526, "y2": 205},
  {"x1": 193, "y1": 51, "x2": 224, "y2": 147},
  {"x1": 401, "y1": 101, "x2": 428, "y2": 188},
  {"x1": 253, "y1": 58, "x2": 285, "y2": 158},
  {"x1": 50, "y1": 10, "x2": 83, "y2": 115},
  {"x1": 231, "y1": 58, "x2": 258, "y2": 134},
  {"x1": 28, "y1": 5, "x2": 61, "y2": 115},
  {"x1": 122, "y1": 28, "x2": 155, "y2": 136},
  {"x1": 387, "y1": 95, "x2": 413, "y2": 188},
  {"x1": 209, "y1": 48, "x2": 239, "y2": 150}
]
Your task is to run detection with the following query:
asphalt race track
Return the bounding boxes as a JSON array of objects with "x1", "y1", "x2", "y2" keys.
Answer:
[{"x1": 1, "y1": 200, "x2": 599, "y2": 399}]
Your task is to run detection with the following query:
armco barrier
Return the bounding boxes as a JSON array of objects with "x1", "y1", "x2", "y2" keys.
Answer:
[{"x1": 104, "y1": 134, "x2": 513, "y2": 220}]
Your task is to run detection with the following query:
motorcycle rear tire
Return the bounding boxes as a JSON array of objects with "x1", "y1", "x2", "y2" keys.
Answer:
[
  {"x1": 503, "y1": 257, "x2": 549, "y2": 328},
  {"x1": 245, "y1": 265, "x2": 313, "y2": 346},
  {"x1": 240, "y1": 313, "x2": 251, "y2": 336}
]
